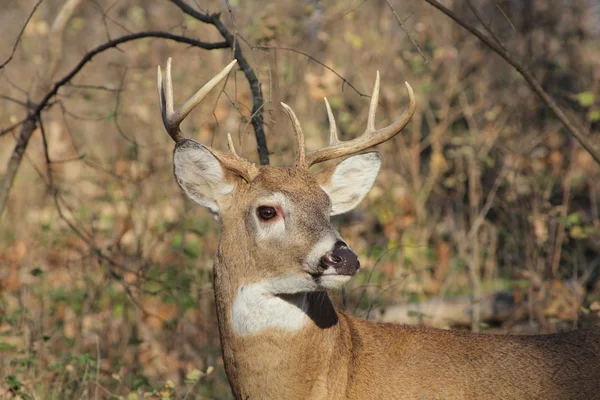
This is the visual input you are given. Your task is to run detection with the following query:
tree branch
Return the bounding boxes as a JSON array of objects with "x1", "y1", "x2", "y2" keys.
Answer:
[
  {"x1": 255, "y1": 45, "x2": 366, "y2": 98},
  {"x1": 384, "y1": 0, "x2": 427, "y2": 63},
  {"x1": 0, "y1": 31, "x2": 229, "y2": 218},
  {"x1": 423, "y1": 0, "x2": 600, "y2": 165},
  {"x1": 0, "y1": 0, "x2": 44, "y2": 70},
  {"x1": 30, "y1": 32, "x2": 228, "y2": 120},
  {"x1": 0, "y1": 0, "x2": 82, "y2": 218},
  {"x1": 169, "y1": 0, "x2": 270, "y2": 166}
]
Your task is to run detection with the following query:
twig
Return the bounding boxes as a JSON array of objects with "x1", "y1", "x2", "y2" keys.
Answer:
[
  {"x1": 112, "y1": 67, "x2": 138, "y2": 144},
  {"x1": 494, "y1": 1, "x2": 517, "y2": 33},
  {"x1": 467, "y1": 164, "x2": 509, "y2": 241},
  {"x1": 0, "y1": 117, "x2": 28, "y2": 137},
  {"x1": 423, "y1": 0, "x2": 600, "y2": 165},
  {"x1": 255, "y1": 45, "x2": 365, "y2": 98},
  {"x1": 465, "y1": 0, "x2": 506, "y2": 51},
  {"x1": 551, "y1": 162, "x2": 573, "y2": 278},
  {"x1": 39, "y1": 118, "x2": 54, "y2": 189},
  {"x1": 0, "y1": 94, "x2": 28, "y2": 107},
  {"x1": 0, "y1": 0, "x2": 44, "y2": 70},
  {"x1": 384, "y1": 0, "x2": 427, "y2": 63},
  {"x1": 65, "y1": 83, "x2": 122, "y2": 92},
  {"x1": 466, "y1": 151, "x2": 482, "y2": 332}
]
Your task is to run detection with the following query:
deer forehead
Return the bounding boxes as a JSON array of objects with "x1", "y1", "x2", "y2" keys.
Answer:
[{"x1": 239, "y1": 166, "x2": 331, "y2": 210}]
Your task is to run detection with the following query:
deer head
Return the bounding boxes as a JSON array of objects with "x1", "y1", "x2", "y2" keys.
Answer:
[{"x1": 157, "y1": 58, "x2": 415, "y2": 293}]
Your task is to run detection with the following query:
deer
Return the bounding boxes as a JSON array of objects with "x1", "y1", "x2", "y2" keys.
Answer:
[{"x1": 157, "y1": 58, "x2": 600, "y2": 400}]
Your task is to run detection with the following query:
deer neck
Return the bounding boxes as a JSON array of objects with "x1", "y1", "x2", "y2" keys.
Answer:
[{"x1": 212, "y1": 230, "x2": 350, "y2": 399}]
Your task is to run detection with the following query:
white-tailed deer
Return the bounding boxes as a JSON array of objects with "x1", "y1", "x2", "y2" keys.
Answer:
[{"x1": 157, "y1": 58, "x2": 600, "y2": 399}]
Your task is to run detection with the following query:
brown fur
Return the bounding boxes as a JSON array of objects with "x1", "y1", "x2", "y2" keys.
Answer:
[{"x1": 201, "y1": 165, "x2": 600, "y2": 399}]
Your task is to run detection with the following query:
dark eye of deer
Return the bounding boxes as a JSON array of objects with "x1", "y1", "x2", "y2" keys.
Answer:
[{"x1": 257, "y1": 206, "x2": 277, "y2": 221}]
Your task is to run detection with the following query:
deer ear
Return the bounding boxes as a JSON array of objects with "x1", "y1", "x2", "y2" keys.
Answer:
[
  {"x1": 315, "y1": 152, "x2": 381, "y2": 216},
  {"x1": 173, "y1": 139, "x2": 235, "y2": 214}
]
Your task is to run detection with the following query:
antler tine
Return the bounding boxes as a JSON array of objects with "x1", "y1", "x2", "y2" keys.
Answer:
[
  {"x1": 215, "y1": 132, "x2": 260, "y2": 182},
  {"x1": 158, "y1": 58, "x2": 259, "y2": 182},
  {"x1": 175, "y1": 58, "x2": 238, "y2": 127},
  {"x1": 226, "y1": 133, "x2": 238, "y2": 156},
  {"x1": 323, "y1": 97, "x2": 339, "y2": 145},
  {"x1": 366, "y1": 71, "x2": 381, "y2": 133},
  {"x1": 157, "y1": 60, "x2": 180, "y2": 142},
  {"x1": 280, "y1": 102, "x2": 307, "y2": 169},
  {"x1": 305, "y1": 76, "x2": 416, "y2": 167},
  {"x1": 157, "y1": 57, "x2": 238, "y2": 142}
]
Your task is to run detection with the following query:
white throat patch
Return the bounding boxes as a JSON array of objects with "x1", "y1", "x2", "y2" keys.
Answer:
[{"x1": 231, "y1": 277, "x2": 314, "y2": 336}]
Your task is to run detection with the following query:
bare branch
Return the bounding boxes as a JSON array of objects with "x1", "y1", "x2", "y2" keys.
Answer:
[
  {"x1": 255, "y1": 45, "x2": 366, "y2": 99},
  {"x1": 494, "y1": 1, "x2": 517, "y2": 33},
  {"x1": 66, "y1": 83, "x2": 123, "y2": 92},
  {"x1": 41, "y1": 0, "x2": 84, "y2": 95},
  {"x1": 465, "y1": 0, "x2": 506, "y2": 51},
  {"x1": 0, "y1": 32, "x2": 228, "y2": 141},
  {"x1": 31, "y1": 32, "x2": 228, "y2": 120},
  {"x1": 383, "y1": 0, "x2": 427, "y2": 63},
  {"x1": 423, "y1": 0, "x2": 600, "y2": 165},
  {"x1": 169, "y1": 0, "x2": 270, "y2": 165},
  {"x1": 0, "y1": 31, "x2": 229, "y2": 217},
  {"x1": 39, "y1": 118, "x2": 54, "y2": 189},
  {"x1": 0, "y1": 0, "x2": 44, "y2": 70},
  {"x1": 0, "y1": 0, "x2": 81, "y2": 218},
  {"x1": 0, "y1": 117, "x2": 28, "y2": 136},
  {"x1": 0, "y1": 94, "x2": 28, "y2": 107}
]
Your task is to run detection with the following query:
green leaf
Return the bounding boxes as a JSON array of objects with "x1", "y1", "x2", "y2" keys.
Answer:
[
  {"x1": 577, "y1": 92, "x2": 595, "y2": 107},
  {"x1": 588, "y1": 109, "x2": 600, "y2": 123},
  {"x1": 185, "y1": 368, "x2": 204, "y2": 383}
]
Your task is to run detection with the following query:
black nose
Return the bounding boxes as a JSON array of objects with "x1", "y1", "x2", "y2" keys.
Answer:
[{"x1": 319, "y1": 242, "x2": 360, "y2": 276}]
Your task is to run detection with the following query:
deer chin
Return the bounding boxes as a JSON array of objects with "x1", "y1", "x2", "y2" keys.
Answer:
[
  {"x1": 261, "y1": 274, "x2": 321, "y2": 294},
  {"x1": 306, "y1": 270, "x2": 354, "y2": 290},
  {"x1": 317, "y1": 274, "x2": 353, "y2": 290}
]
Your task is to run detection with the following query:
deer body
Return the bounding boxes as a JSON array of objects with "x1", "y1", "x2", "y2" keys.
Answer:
[
  {"x1": 157, "y1": 59, "x2": 600, "y2": 399},
  {"x1": 211, "y1": 179, "x2": 600, "y2": 399},
  {"x1": 216, "y1": 283, "x2": 600, "y2": 399}
]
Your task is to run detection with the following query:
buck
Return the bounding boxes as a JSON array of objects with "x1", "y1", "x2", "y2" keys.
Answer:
[{"x1": 157, "y1": 58, "x2": 600, "y2": 399}]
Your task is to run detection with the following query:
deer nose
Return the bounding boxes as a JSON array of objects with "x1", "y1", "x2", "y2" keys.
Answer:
[{"x1": 319, "y1": 242, "x2": 360, "y2": 276}]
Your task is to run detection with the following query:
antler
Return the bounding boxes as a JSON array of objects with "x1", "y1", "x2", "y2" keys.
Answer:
[
  {"x1": 280, "y1": 103, "x2": 307, "y2": 168},
  {"x1": 281, "y1": 72, "x2": 416, "y2": 169},
  {"x1": 157, "y1": 58, "x2": 259, "y2": 182}
]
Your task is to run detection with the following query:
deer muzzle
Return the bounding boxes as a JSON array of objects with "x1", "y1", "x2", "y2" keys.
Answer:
[{"x1": 319, "y1": 242, "x2": 360, "y2": 276}]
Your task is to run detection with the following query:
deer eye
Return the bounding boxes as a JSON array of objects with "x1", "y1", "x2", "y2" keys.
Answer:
[{"x1": 257, "y1": 206, "x2": 277, "y2": 221}]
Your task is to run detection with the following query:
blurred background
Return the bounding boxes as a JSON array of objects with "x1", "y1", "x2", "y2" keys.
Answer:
[{"x1": 1, "y1": 0, "x2": 600, "y2": 398}]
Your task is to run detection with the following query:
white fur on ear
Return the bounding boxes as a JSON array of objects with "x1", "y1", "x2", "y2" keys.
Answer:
[
  {"x1": 173, "y1": 139, "x2": 234, "y2": 213},
  {"x1": 315, "y1": 152, "x2": 382, "y2": 216}
]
